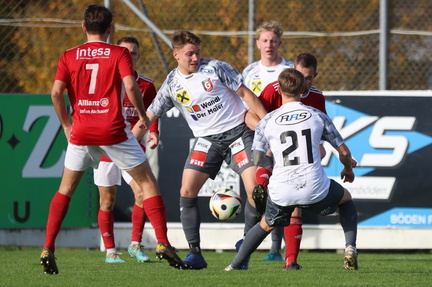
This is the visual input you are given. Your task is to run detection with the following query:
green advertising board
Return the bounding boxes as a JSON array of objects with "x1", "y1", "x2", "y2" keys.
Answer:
[{"x1": 0, "y1": 94, "x2": 98, "y2": 228}]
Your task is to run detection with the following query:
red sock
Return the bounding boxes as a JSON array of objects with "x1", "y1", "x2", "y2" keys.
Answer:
[
  {"x1": 143, "y1": 195, "x2": 169, "y2": 246},
  {"x1": 98, "y1": 209, "x2": 115, "y2": 249},
  {"x1": 256, "y1": 166, "x2": 273, "y2": 188},
  {"x1": 284, "y1": 216, "x2": 303, "y2": 264},
  {"x1": 131, "y1": 204, "x2": 146, "y2": 243},
  {"x1": 44, "y1": 192, "x2": 71, "y2": 252}
]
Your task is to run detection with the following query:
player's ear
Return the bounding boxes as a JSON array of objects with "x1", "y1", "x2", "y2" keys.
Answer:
[
  {"x1": 277, "y1": 86, "x2": 282, "y2": 95},
  {"x1": 81, "y1": 22, "x2": 87, "y2": 33},
  {"x1": 172, "y1": 50, "x2": 178, "y2": 60}
]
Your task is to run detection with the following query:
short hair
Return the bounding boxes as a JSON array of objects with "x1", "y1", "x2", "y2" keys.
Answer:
[
  {"x1": 117, "y1": 36, "x2": 140, "y2": 49},
  {"x1": 84, "y1": 5, "x2": 113, "y2": 35},
  {"x1": 278, "y1": 68, "x2": 305, "y2": 97},
  {"x1": 171, "y1": 30, "x2": 201, "y2": 50},
  {"x1": 295, "y1": 53, "x2": 318, "y2": 73},
  {"x1": 256, "y1": 21, "x2": 283, "y2": 39}
]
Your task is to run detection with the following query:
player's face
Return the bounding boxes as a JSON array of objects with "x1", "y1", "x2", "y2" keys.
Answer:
[
  {"x1": 296, "y1": 65, "x2": 317, "y2": 95},
  {"x1": 120, "y1": 42, "x2": 139, "y2": 69},
  {"x1": 256, "y1": 31, "x2": 281, "y2": 61},
  {"x1": 174, "y1": 43, "x2": 201, "y2": 75}
]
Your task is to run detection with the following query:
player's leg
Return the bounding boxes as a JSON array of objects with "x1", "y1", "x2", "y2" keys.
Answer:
[
  {"x1": 226, "y1": 216, "x2": 273, "y2": 271},
  {"x1": 180, "y1": 168, "x2": 210, "y2": 269},
  {"x1": 284, "y1": 207, "x2": 303, "y2": 269},
  {"x1": 98, "y1": 185, "x2": 125, "y2": 263},
  {"x1": 309, "y1": 180, "x2": 358, "y2": 270},
  {"x1": 240, "y1": 166, "x2": 261, "y2": 234},
  {"x1": 127, "y1": 160, "x2": 184, "y2": 268},
  {"x1": 94, "y1": 160, "x2": 124, "y2": 263},
  {"x1": 338, "y1": 188, "x2": 358, "y2": 270},
  {"x1": 126, "y1": 177, "x2": 150, "y2": 262},
  {"x1": 41, "y1": 167, "x2": 85, "y2": 274},
  {"x1": 107, "y1": 137, "x2": 183, "y2": 268}
]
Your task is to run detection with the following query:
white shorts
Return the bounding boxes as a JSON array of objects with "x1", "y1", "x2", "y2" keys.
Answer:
[
  {"x1": 64, "y1": 136, "x2": 146, "y2": 172},
  {"x1": 93, "y1": 161, "x2": 133, "y2": 186}
]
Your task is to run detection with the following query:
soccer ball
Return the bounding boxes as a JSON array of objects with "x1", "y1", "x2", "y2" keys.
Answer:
[{"x1": 209, "y1": 189, "x2": 242, "y2": 221}]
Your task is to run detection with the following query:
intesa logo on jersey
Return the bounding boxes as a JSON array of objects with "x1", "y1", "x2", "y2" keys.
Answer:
[
  {"x1": 76, "y1": 47, "x2": 111, "y2": 59},
  {"x1": 275, "y1": 109, "x2": 311, "y2": 125}
]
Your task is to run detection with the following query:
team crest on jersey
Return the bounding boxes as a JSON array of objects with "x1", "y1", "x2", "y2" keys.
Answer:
[
  {"x1": 251, "y1": 80, "x2": 262, "y2": 93},
  {"x1": 176, "y1": 89, "x2": 191, "y2": 104},
  {"x1": 275, "y1": 109, "x2": 311, "y2": 125},
  {"x1": 202, "y1": 78, "x2": 214, "y2": 92}
]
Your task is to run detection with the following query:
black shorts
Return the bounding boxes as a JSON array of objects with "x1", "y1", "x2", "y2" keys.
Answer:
[
  {"x1": 265, "y1": 179, "x2": 345, "y2": 227},
  {"x1": 184, "y1": 123, "x2": 255, "y2": 179}
]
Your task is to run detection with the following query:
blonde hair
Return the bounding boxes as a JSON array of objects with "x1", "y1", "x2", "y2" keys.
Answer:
[{"x1": 256, "y1": 21, "x2": 283, "y2": 39}]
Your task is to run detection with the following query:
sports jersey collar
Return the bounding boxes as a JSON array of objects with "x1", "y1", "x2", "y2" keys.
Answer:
[
  {"x1": 176, "y1": 68, "x2": 195, "y2": 79},
  {"x1": 301, "y1": 86, "x2": 313, "y2": 99}
]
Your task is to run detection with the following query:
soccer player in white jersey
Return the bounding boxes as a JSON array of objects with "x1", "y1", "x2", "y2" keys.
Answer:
[
  {"x1": 145, "y1": 30, "x2": 268, "y2": 270},
  {"x1": 243, "y1": 20, "x2": 294, "y2": 262},
  {"x1": 225, "y1": 68, "x2": 358, "y2": 271},
  {"x1": 242, "y1": 21, "x2": 294, "y2": 97}
]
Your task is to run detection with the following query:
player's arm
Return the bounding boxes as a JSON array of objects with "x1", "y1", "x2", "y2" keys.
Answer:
[
  {"x1": 245, "y1": 110, "x2": 261, "y2": 131},
  {"x1": 336, "y1": 143, "x2": 355, "y2": 183},
  {"x1": 236, "y1": 85, "x2": 267, "y2": 120},
  {"x1": 124, "y1": 75, "x2": 149, "y2": 140},
  {"x1": 51, "y1": 79, "x2": 71, "y2": 140}
]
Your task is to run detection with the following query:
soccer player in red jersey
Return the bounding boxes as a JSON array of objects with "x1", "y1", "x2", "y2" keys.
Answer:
[
  {"x1": 246, "y1": 53, "x2": 327, "y2": 270},
  {"x1": 40, "y1": 5, "x2": 183, "y2": 274},
  {"x1": 93, "y1": 36, "x2": 160, "y2": 263}
]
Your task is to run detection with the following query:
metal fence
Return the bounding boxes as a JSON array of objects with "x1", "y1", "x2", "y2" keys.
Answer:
[{"x1": 1, "y1": 0, "x2": 432, "y2": 94}]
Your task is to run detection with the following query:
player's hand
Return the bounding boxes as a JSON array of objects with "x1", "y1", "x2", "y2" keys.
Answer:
[
  {"x1": 147, "y1": 132, "x2": 159, "y2": 149},
  {"x1": 132, "y1": 117, "x2": 149, "y2": 141},
  {"x1": 351, "y1": 158, "x2": 358, "y2": 168},
  {"x1": 341, "y1": 168, "x2": 355, "y2": 183}
]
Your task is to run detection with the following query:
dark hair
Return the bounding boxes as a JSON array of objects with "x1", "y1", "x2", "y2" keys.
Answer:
[
  {"x1": 84, "y1": 5, "x2": 113, "y2": 35},
  {"x1": 117, "y1": 36, "x2": 139, "y2": 49},
  {"x1": 278, "y1": 68, "x2": 305, "y2": 97},
  {"x1": 295, "y1": 53, "x2": 318, "y2": 73},
  {"x1": 171, "y1": 30, "x2": 201, "y2": 50}
]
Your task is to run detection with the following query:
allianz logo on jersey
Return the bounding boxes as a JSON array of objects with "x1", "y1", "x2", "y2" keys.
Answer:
[
  {"x1": 323, "y1": 101, "x2": 432, "y2": 201},
  {"x1": 77, "y1": 98, "x2": 109, "y2": 107}
]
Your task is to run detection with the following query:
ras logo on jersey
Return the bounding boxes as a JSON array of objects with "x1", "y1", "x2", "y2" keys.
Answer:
[
  {"x1": 275, "y1": 110, "x2": 311, "y2": 125},
  {"x1": 202, "y1": 78, "x2": 214, "y2": 92}
]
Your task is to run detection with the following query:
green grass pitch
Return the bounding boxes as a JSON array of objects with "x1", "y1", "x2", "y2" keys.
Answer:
[{"x1": 1, "y1": 247, "x2": 431, "y2": 286}]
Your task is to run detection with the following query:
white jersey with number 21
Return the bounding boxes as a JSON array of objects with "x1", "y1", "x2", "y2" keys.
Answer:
[{"x1": 252, "y1": 101, "x2": 345, "y2": 206}]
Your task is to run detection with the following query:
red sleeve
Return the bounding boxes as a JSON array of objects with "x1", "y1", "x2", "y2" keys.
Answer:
[
  {"x1": 55, "y1": 53, "x2": 70, "y2": 82},
  {"x1": 259, "y1": 81, "x2": 282, "y2": 112},
  {"x1": 118, "y1": 48, "x2": 135, "y2": 79}
]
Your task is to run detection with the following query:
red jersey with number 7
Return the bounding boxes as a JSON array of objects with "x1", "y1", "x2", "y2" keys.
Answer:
[{"x1": 55, "y1": 41, "x2": 135, "y2": 145}]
